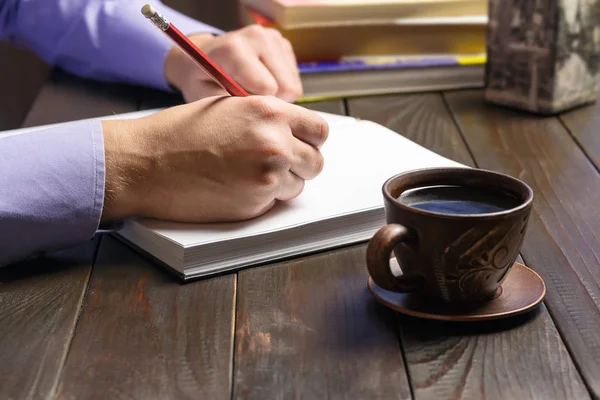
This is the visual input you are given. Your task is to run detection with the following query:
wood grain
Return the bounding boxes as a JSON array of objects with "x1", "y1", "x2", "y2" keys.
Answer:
[
  {"x1": 233, "y1": 245, "x2": 412, "y2": 400},
  {"x1": 445, "y1": 89, "x2": 600, "y2": 399},
  {"x1": 56, "y1": 236, "x2": 236, "y2": 400},
  {"x1": 22, "y1": 70, "x2": 141, "y2": 128},
  {"x1": 559, "y1": 102, "x2": 600, "y2": 170},
  {"x1": 347, "y1": 93, "x2": 475, "y2": 167},
  {"x1": 0, "y1": 240, "x2": 98, "y2": 400},
  {"x1": 401, "y1": 306, "x2": 588, "y2": 399},
  {"x1": 349, "y1": 92, "x2": 589, "y2": 400}
]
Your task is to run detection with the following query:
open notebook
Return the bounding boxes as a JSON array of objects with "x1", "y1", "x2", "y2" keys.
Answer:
[
  {"x1": 2, "y1": 109, "x2": 462, "y2": 280},
  {"x1": 116, "y1": 110, "x2": 462, "y2": 279}
]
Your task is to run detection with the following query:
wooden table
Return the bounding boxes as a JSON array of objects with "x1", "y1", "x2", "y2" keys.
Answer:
[{"x1": 2, "y1": 69, "x2": 600, "y2": 400}]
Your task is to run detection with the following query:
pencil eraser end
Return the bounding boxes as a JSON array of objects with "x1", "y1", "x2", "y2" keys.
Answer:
[{"x1": 141, "y1": 4, "x2": 156, "y2": 18}]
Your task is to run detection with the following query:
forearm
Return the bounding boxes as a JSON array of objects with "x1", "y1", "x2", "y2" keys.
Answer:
[
  {"x1": 0, "y1": 120, "x2": 105, "y2": 267},
  {"x1": 1, "y1": 0, "x2": 223, "y2": 91}
]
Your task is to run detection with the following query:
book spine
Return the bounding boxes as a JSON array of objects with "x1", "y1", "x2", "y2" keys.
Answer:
[{"x1": 298, "y1": 54, "x2": 486, "y2": 74}]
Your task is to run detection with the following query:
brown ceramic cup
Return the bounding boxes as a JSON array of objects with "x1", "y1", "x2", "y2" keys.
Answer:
[{"x1": 366, "y1": 167, "x2": 533, "y2": 303}]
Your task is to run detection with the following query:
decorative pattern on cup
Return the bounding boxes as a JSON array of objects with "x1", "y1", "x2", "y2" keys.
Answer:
[{"x1": 442, "y1": 213, "x2": 529, "y2": 301}]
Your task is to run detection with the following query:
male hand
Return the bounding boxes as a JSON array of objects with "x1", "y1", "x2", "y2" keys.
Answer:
[
  {"x1": 164, "y1": 25, "x2": 303, "y2": 103},
  {"x1": 100, "y1": 96, "x2": 327, "y2": 223}
]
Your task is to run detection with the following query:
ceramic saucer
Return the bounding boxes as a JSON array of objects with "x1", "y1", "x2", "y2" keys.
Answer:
[{"x1": 368, "y1": 260, "x2": 546, "y2": 322}]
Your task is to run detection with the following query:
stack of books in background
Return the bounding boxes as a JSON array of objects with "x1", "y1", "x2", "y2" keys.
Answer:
[{"x1": 237, "y1": 0, "x2": 488, "y2": 101}]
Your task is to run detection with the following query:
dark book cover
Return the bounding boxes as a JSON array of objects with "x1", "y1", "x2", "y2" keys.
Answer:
[{"x1": 484, "y1": 0, "x2": 600, "y2": 114}]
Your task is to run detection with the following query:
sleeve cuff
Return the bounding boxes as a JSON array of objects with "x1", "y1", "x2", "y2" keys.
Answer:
[
  {"x1": 97, "y1": 220, "x2": 125, "y2": 234},
  {"x1": 0, "y1": 119, "x2": 107, "y2": 267}
]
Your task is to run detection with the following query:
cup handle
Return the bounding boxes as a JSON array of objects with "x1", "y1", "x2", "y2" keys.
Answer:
[{"x1": 366, "y1": 224, "x2": 425, "y2": 292}]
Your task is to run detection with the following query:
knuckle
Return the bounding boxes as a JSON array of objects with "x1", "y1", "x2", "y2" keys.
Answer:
[
  {"x1": 223, "y1": 35, "x2": 244, "y2": 52},
  {"x1": 251, "y1": 96, "x2": 285, "y2": 119},
  {"x1": 266, "y1": 27, "x2": 283, "y2": 39},
  {"x1": 245, "y1": 24, "x2": 267, "y2": 39},
  {"x1": 263, "y1": 139, "x2": 286, "y2": 157},
  {"x1": 252, "y1": 133, "x2": 292, "y2": 171},
  {"x1": 245, "y1": 95, "x2": 266, "y2": 110},
  {"x1": 261, "y1": 144, "x2": 291, "y2": 171},
  {"x1": 257, "y1": 171, "x2": 281, "y2": 191}
]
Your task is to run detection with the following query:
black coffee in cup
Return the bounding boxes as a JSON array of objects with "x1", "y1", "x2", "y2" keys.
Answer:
[
  {"x1": 367, "y1": 167, "x2": 534, "y2": 303},
  {"x1": 397, "y1": 185, "x2": 521, "y2": 215}
]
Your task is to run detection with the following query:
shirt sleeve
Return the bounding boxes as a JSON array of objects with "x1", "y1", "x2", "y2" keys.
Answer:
[
  {"x1": 0, "y1": 120, "x2": 106, "y2": 268},
  {"x1": 0, "y1": 0, "x2": 223, "y2": 91}
]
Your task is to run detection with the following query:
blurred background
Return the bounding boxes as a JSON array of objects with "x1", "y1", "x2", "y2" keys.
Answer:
[
  {"x1": 0, "y1": 0, "x2": 238, "y2": 131},
  {"x1": 8, "y1": 0, "x2": 594, "y2": 126}
]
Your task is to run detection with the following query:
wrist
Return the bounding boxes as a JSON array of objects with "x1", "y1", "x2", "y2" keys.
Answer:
[{"x1": 100, "y1": 119, "x2": 152, "y2": 223}]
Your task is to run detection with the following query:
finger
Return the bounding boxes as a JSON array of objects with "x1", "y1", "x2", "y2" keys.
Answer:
[
  {"x1": 289, "y1": 138, "x2": 324, "y2": 180},
  {"x1": 228, "y1": 49, "x2": 279, "y2": 96},
  {"x1": 278, "y1": 102, "x2": 329, "y2": 148},
  {"x1": 279, "y1": 38, "x2": 303, "y2": 94},
  {"x1": 249, "y1": 29, "x2": 302, "y2": 102},
  {"x1": 276, "y1": 170, "x2": 305, "y2": 201},
  {"x1": 264, "y1": 32, "x2": 302, "y2": 101},
  {"x1": 279, "y1": 37, "x2": 298, "y2": 74}
]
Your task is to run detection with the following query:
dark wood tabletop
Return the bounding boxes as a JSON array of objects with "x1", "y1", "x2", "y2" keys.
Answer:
[
  {"x1": 2, "y1": 68, "x2": 600, "y2": 400},
  {"x1": 3, "y1": 3, "x2": 600, "y2": 397}
]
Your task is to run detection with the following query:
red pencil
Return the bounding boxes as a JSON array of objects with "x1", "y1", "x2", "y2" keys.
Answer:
[{"x1": 141, "y1": 4, "x2": 249, "y2": 97}]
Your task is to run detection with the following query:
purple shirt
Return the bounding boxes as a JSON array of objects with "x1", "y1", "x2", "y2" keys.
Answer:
[{"x1": 0, "y1": 0, "x2": 222, "y2": 267}]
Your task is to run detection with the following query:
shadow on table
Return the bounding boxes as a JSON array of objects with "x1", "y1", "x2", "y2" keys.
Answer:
[
  {"x1": 397, "y1": 303, "x2": 541, "y2": 336},
  {"x1": 359, "y1": 280, "x2": 541, "y2": 337},
  {"x1": 0, "y1": 238, "x2": 98, "y2": 284},
  {"x1": 318, "y1": 283, "x2": 540, "y2": 356}
]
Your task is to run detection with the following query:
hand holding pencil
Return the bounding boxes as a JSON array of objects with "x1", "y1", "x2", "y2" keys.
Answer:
[
  {"x1": 99, "y1": 4, "x2": 325, "y2": 226},
  {"x1": 101, "y1": 84, "x2": 327, "y2": 223},
  {"x1": 142, "y1": 4, "x2": 303, "y2": 102}
]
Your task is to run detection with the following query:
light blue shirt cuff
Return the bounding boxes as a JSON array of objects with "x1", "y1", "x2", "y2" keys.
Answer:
[{"x1": 0, "y1": 119, "x2": 106, "y2": 267}]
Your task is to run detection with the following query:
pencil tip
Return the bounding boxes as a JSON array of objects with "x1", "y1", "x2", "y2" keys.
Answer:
[{"x1": 141, "y1": 4, "x2": 156, "y2": 18}]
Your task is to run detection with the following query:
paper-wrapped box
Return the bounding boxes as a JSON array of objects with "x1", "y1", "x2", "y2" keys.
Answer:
[{"x1": 484, "y1": 0, "x2": 600, "y2": 114}]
